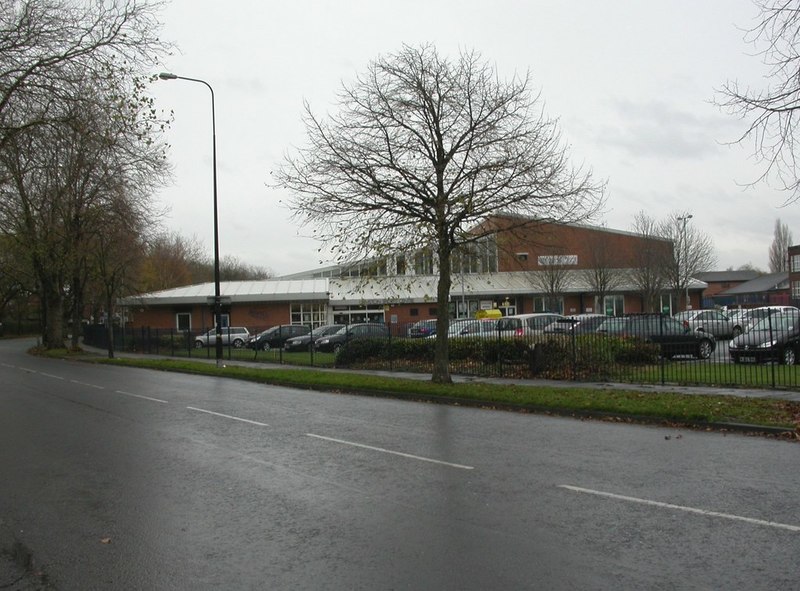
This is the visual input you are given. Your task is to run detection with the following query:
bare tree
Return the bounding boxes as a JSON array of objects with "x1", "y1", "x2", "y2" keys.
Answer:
[
  {"x1": 662, "y1": 212, "x2": 717, "y2": 311},
  {"x1": 578, "y1": 230, "x2": 624, "y2": 313},
  {"x1": 0, "y1": 0, "x2": 169, "y2": 147},
  {"x1": 276, "y1": 44, "x2": 604, "y2": 383},
  {"x1": 768, "y1": 218, "x2": 793, "y2": 271},
  {"x1": 717, "y1": 1, "x2": 800, "y2": 202},
  {"x1": 629, "y1": 212, "x2": 672, "y2": 313}
]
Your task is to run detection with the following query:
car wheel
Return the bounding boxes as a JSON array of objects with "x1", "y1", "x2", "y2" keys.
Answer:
[
  {"x1": 261, "y1": 342, "x2": 271, "y2": 352},
  {"x1": 332, "y1": 343, "x2": 342, "y2": 354},
  {"x1": 782, "y1": 348, "x2": 796, "y2": 366},
  {"x1": 732, "y1": 326, "x2": 742, "y2": 337},
  {"x1": 232, "y1": 338, "x2": 244, "y2": 349},
  {"x1": 194, "y1": 340, "x2": 203, "y2": 349},
  {"x1": 732, "y1": 354, "x2": 741, "y2": 364},
  {"x1": 697, "y1": 339, "x2": 713, "y2": 360}
]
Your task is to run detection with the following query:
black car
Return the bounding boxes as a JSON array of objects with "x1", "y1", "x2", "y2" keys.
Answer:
[
  {"x1": 283, "y1": 324, "x2": 345, "y2": 352},
  {"x1": 248, "y1": 324, "x2": 310, "y2": 351},
  {"x1": 729, "y1": 311, "x2": 800, "y2": 365},
  {"x1": 407, "y1": 319, "x2": 437, "y2": 338},
  {"x1": 597, "y1": 314, "x2": 716, "y2": 359},
  {"x1": 314, "y1": 323, "x2": 390, "y2": 353}
]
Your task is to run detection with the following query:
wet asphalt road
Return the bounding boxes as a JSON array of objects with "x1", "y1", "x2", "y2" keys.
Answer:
[{"x1": 1, "y1": 338, "x2": 799, "y2": 590}]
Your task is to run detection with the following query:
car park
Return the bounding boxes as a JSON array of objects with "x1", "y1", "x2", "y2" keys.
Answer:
[
  {"x1": 673, "y1": 309, "x2": 736, "y2": 338},
  {"x1": 283, "y1": 324, "x2": 345, "y2": 352},
  {"x1": 543, "y1": 313, "x2": 608, "y2": 335},
  {"x1": 248, "y1": 324, "x2": 310, "y2": 351},
  {"x1": 597, "y1": 314, "x2": 716, "y2": 359},
  {"x1": 407, "y1": 319, "x2": 437, "y2": 338},
  {"x1": 496, "y1": 313, "x2": 564, "y2": 337},
  {"x1": 194, "y1": 326, "x2": 250, "y2": 349},
  {"x1": 314, "y1": 322, "x2": 390, "y2": 353},
  {"x1": 729, "y1": 309, "x2": 800, "y2": 364}
]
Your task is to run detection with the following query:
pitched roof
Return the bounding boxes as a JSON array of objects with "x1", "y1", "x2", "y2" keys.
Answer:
[
  {"x1": 693, "y1": 270, "x2": 762, "y2": 283},
  {"x1": 718, "y1": 272, "x2": 789, "y2": 295}
]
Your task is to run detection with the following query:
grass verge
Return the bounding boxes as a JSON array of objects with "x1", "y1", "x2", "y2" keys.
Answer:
[{"x1": 70, "y1": 353, "x2": 800, "y2": 438}]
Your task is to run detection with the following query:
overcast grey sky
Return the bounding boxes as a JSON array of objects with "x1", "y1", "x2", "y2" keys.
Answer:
[{"x1": 150, "y1": 0, "x2": 798, "y2": 276}]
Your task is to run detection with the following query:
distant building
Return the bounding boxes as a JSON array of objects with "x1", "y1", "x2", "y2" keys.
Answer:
[
  {"x1": 120, "y1": 217, "x2": 706, "y2": 331},
  {"x1": 709, "y1": 272, "x2": 790, "y2": 309}
]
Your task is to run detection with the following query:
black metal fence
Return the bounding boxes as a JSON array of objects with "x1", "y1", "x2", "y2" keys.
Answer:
[{"x1": 82, "y1": 320, "x2": 800, "y2": 391}]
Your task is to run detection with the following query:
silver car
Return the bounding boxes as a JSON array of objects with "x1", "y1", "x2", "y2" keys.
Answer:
[
  {"x1": 673, "y1": 309, "x2": 735, "y2": 338},
  {"x1": 194, "y1": 326, "x2": 250, "y2": 349}
]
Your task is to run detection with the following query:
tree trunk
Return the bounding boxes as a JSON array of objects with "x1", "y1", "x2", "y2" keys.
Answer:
[
  {"x1": 106, "y1": 293, "x2": 115, "y2": 359},
  {"x1": 432, "y1": 241, "x2": 453, "y2": 384},
  {"x1": 70, "y1": 276, "x2": 82, "y2": 350},
  {"x1": 42, "y1": 287, "x2": 64, "y2": 349}
]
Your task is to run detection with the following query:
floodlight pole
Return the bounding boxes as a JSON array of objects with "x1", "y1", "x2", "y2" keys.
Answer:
[
  {"x1": 677, "y1": 214, "x2": 693, "y2": 311},
  {"x1": 159, "y1": 72, "x2": 224, "y2": 367}
]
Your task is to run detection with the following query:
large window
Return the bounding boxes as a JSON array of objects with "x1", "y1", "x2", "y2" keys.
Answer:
[
  {"x1": 792, "y1": 254, "x2": 800, "y2": 273},
  {"x1": 291, "y1": 302, "x2": 328, "y2": 327},
  {"x1": 792, "y1": 281, "x2": 800, "y2": 298},
  {"x1": 533, "y1": 296, "x2": 563, "y2": 314},
  {"x1": 331, "y1": 304, "x2": 385, "y2": 324},
  {"x1": 603, "y1": 295, "x2": 624, "y2": 316},
  {"x1": 452, "y1": 236, "x2": 498, "y2": 275}
]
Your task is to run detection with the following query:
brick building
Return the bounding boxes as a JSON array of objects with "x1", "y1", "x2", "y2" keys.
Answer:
[{"x1": 121, "y1": 217, "x2": 704, "y2": 332}]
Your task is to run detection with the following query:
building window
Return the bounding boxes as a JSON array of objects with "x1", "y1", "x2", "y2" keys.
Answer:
[
  {"x1": 452, "y1": 236, "x2": 498, "y2": 274},
  {"x1": 291, "y1": 302, "x2": 327, "y2": 327},
  {"x1": 331, "y1": 304, "x2": 385, "y2": 325},
  {"x1": 792, "y1": 254, "x2": 800, "y2": 273},
  {"x1": 410, "y1": 308, "x2": 419, "y2": 316},
  {"x1": 533, "y1": 296, "x2": 563, "y2": 314},
  {"x1": 792, "y1": 281, "x2": 800, "y2": 298},
  {"x1": 603, "y1": 295, "x2": 624, "y2": 316},
  {"x1": 414, "y1": 249, "x2": 434, "y2": 275},
  {"x1": 176, "y1": 312, "x2": 191, "y2": 331}
]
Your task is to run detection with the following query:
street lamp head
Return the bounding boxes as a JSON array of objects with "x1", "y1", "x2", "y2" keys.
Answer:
[{"x1": 158, "y1": 72, "x2": 178, "y2": 80}]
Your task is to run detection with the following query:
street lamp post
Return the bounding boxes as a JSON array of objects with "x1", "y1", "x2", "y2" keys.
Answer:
[
  {"x1": 159, "y1": 72, "x2": 224, "y2": 367},
  {"x1": 677, "y1": 214, "x2": 693, "y2": 311}
]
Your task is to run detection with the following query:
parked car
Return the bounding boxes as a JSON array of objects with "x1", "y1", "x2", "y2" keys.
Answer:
[
  {"x1": 673, "y1": 309, "x2": 736, "y2": 338},
  {"x1": 194, "y1": 326, "x2": 250, "y2": 349},
  {"x1": 314, "y1": 323, "x2": 390, "y2": 353},
  {"x1": 444, "y1": 318, "x2": 499, "y2": 338},
  {"x1": 729, "y1": 309, "x2": 800, "y2": 365},
  {"x1": 496, "y1": 313, "x2": 564, "y2": 337},
  {"x1": 283, "y1": 324, "x2": 345, "y2": 352},
  {"x1": 726, "y1": 306, "x2": 799, "y2": 336},
  {"x1": 597, "y1": 314, "x2": 716, "y2": 359},
  {"x1": 248, "y1": 324, "x2": 310, "y2": 351},
  {"x1": 407, "y1": 319, "x2": 437, "y2": 338},
  {"x1": 543, "y1": 313, "x2": 608, "y2": 335}
]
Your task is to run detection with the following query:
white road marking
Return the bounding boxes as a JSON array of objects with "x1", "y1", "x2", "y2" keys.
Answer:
[
  {"x1": 69, "y1": 380, "x2": 104, "y2": 389},
  {"x1": 39, "y1": 372, "x2": 65, "y2": 380},
  {"x1": 559, "y1": 485, "x2": 800, "y2": 532},
  {"x1": 187, "y1": 406, "x2": 269, "y2": 427},
  {"x1": 1, "y1": 363, "x2": 15, "y2": 368},
  {"x1": 306, "y1": 433, "x2": 475, "y2": 470},
  {"x1": 115, "y1": 390, "x2": 168, "y2": 404}
]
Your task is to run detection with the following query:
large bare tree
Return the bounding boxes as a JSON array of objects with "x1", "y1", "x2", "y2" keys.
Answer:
[
  {"x1": 629, "y1": 212, "x2": 672, "y2": 313},
  {"x1": 768, "y1": 218, "x2": 793, "y2": 271},
  {"x1": 717, "y1": 0, "x2": 800, "y2": 203},
  {"x1": 0, "y1": 0, "x2": 169, "y2": 147},
  {"x1": 276, "y1": 44, "x2": 604, "y2": 383},
  {"x1": 662, "y1": 212, "x2": 717, "y2": 311}
]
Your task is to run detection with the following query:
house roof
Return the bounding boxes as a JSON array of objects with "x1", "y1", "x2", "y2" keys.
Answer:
[
  {"x1": 718, "y1": 272, "x2": 789, "y2": 295},
  {"x1": 693, "y1": 270, "x2": 762, "y2": 283}
]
